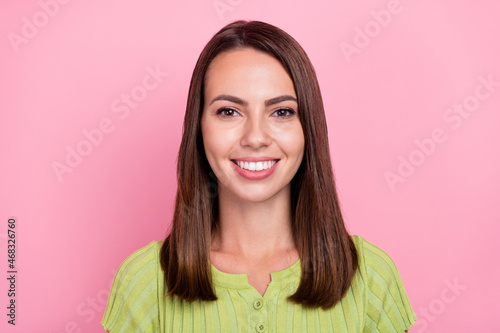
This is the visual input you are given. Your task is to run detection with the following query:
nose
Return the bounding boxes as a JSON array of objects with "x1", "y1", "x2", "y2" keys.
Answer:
[{"x1": 240, "y1": 113, "x2": 272, "y2": 149}]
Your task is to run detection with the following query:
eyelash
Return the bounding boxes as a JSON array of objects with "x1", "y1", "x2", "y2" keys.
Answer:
[{"x1": 215, "y1": 107, "x2": 296, "y2": 118}]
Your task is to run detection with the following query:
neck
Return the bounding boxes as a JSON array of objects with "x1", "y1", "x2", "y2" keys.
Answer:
[{"x1": 211, "y1": 185, "x2": 296, "y2": 260}]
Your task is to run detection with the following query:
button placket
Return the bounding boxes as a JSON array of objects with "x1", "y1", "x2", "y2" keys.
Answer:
[
  {"x1": 253, "y1": 299, "x2": 263, "y2": 310},
  {"x1": 249, "y1": 296, "x2": 267, "y2": 332},
  {"x1": 256, "y1": 322, "x2": 267, "y2": 332}
]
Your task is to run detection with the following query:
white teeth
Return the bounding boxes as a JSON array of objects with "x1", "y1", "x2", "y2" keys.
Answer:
[{"x1": 236, "y1": 160, "x2": 277, "y2": 171}]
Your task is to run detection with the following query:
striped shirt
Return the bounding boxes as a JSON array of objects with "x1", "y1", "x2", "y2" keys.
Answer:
[{"x1": 101, "y1": 235, "x2": 417, "y2": 332}]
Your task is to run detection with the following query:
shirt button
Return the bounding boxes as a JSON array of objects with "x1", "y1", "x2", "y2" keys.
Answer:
[
  {"x1": 253, "y1": 299, "x2": 263, "y2": 310},
  {"x1": 256, "y1": 322, "x2": 267, "y2": 332}
]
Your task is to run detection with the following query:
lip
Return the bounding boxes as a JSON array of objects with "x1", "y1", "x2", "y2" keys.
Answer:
[
  {"x1": 231, "y1": 156, "x2": 280, "y2": 162},
  {"x1": 231, "y1": 159, "x2": 279, "y2": 180}
]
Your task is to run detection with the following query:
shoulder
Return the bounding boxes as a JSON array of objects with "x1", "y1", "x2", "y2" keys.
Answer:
[
  {"x1": 349, "y1": 235, "x2": 417, "y2": 332},
  {"x1": 101, "y1": 240, "x2": 164, "y2": 332},
  {"x1": 350, "y1": 234, "x2": 408, "y2": 294},
  {"x1": 115, "y1": 240, "x2": 162, "y2": 281},
  {"x1": 350, "y1": 234, "x2": 401, "y2": 278}
]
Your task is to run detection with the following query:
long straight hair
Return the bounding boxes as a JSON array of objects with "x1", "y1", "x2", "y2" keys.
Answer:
[{"x1": 160, "y1": 20, "x2": 358, "y2": 309}]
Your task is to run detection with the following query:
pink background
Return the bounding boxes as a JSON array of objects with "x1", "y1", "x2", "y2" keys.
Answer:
[{"x1": 1, "y1": 1, "x2": 499, "y2": 332}]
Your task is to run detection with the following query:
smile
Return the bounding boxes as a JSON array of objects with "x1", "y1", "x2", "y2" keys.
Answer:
[
  {"x1": 231, "y1": 159, "x2": 280, "y2": 180},
  {"x1": 233, "y1": 160, "x2": 278, "y2": 171}
]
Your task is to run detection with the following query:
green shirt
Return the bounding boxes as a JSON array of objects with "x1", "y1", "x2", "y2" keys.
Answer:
[{"x1": 102, "y1": 235, "x2": 417, "y2": 332}]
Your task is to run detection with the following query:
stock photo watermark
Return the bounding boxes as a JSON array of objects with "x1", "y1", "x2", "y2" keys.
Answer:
[
  {"x1": 51, "y1": 64, "x2": 169, "y2": 182},
  {"x1": 339, "y1": 0, "x2": 407, "y2": 63},
  {"x1": 412, "y1": 277, "x2": 467, "y2": 332},
  {"x1": 7, "y1": 0, "x2": 72, "y2": 53},
  {"x1": 54, "y1": 269, "x2": 116, "y2": 333},
  {"x1": 6, "y1": 217, "x2": 18, "y2": 325},
  {"x1": 384, "y1": 74, "x2": 498, "y2": 192},
  {"x1": 213, "y1": 0, "x2": 244, "y2": 21}
]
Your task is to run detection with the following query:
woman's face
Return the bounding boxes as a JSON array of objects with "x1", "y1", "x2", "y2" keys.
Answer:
[{"x1": 201, "y1": 47, "x2": 305, "y2": 204}]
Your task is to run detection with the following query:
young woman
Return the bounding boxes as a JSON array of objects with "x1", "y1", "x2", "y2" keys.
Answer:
[{"x1": 102, "y1": 20, "x2": 417, "y2": 332}]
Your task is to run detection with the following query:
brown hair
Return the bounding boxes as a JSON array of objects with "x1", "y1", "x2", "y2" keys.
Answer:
[{"x1": 160, "y1": 20, "x2": 358, "y2": 309}]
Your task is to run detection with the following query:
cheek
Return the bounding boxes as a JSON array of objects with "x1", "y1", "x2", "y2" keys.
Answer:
[
  {"x1": 278, "y1": 126, "x2": 305, "y2": 156},
  {"x1": 202, "y1": 125, "x2": 231, "y2": 162},
  {"x1": 294, "y1": 136, "x2": 305, "y2": 161}
]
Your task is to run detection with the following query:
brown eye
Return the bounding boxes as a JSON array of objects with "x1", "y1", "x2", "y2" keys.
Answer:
[
  {"x1": 273, "y1": 108, "x2": 295, "y2": 118},
  {"x1": 216, "y1": 107, "x2": 239, "y2": 117}
]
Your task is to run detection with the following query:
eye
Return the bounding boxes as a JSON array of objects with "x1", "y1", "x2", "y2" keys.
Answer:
[
  {"x1": 215, "y1": 107, "x2": 239, "y2": 117},
  {"x1": 272, "y1": 108, "x2": 296, "y2": 118}
]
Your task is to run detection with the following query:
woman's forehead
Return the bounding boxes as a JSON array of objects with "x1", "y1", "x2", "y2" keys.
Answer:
[{"x1": 204, "y1": 48, "x2": 295, "y2": 99}]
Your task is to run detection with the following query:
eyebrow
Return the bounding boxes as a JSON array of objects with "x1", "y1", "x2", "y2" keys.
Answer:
[{"x1": 209, "y1": 94, "x2": 297, "y2": 107}]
